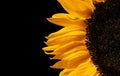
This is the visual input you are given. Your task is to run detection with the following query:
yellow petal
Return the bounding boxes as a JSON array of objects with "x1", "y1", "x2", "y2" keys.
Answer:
[
  {"x1": 60, "y1": 46, "x2": 88, "y2": 59},
  {"x1": 53, "y1": 45, "x2": 88, "y2": 59},
  {"x1": 46, "y1": 31, "x2": 86, "y2": 45},
  {"x1": 51, "y1": 51, "x2": 89, "y2": 69},
  {"x1": 63, "y1": 50, "x2": 89, "y2": 60},
  {"x1": 51, "y1": 13, "x2": 80, "y2": 20},
  {"x1": 47, "y1": 35, "x2": 85, "y2": 45},
  {"x1": 47, "y1": 25, "x2": 86, "y2": 39},
  {"x1": 63, "y1": 51, "x2": 89, "y2": 68},
  {"x1": 58, "y1": 0, "x2": 95, "y2": 19},
  {"x1": 47, "y1": 13, "x2": 87, "y2": 27},
  {"x1": 42, "y1": 45, "x2": 59, "y2": 51},
  {"x1": 52, "y1": 13, "x2": 70, "y2": 18},
  {"x1": 67, "y1": 59, "x2": 99, "y2": 76},
  {"x1": 59, "y1": 69, "x2": 73, "y2": 76},
  {"x1": 46, "y1": 37, "x2": 85, "y2": 47},
  {"x1": 93, "y1": 0, "x2": 106, "y2": 3},
  {"x1": 94, "y1": 72, "x2": 101, "y2": 76},
  {"x1": 51, "y1": 41, "x2": 85, "y2": 58},
  {"x1": 53, "y1": 46, "x2": 88, "y2": 59}
]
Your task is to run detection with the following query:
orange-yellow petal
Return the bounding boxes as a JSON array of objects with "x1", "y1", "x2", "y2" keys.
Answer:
[
  {"x1": 59, "y1": 69, "x2": 73, "y2": 76},
  {"x1": 49, "y1": 41, "x2": 85, "y2": 56},
  {"x1": 47, "y1": 25, "x2": 86, "y2": 39},
  {"x1": 46, "y1": 31, "x2": 86, "y2": 45},
  {"x1": 59, "y1": 46, "x2": 88, "y2": 59},
  {"x1": 58, "y1": 0, "x2": 95, "y2": 19},
  {"x1": 42, "y1": 45, "x2": 59, "y2": 51},
  {"x1": 47, "y1": 13, "x2": 87, "y2": 27},
  {"x1": 93, "y1": 0, "x2": 106, "y2": 3},
  {"x1": 67, "y1": 59, "x2": 99, "y2": 76},
  {"x1": 51, "y1": 51, "x2": 89, "y2": 69}
]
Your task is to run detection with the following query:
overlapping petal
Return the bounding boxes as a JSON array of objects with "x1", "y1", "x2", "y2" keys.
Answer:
[
  {"x1": 57, "y1": 0, "x2": 95, "y2": 19},
  {"x1": 51, "y1": 50, "x2": 89, "y2": 69},
  {"x1": 43, "y1": 0, "x2": 106, "y2": 76},
  {"x1": 66, "y1": 59, "x2": 99, "y2": 76},
  {"x1": 47, "y1": 13, "x2": 87, "y2": 27},
  {"x1": 93, "y1": 0, "x2": 105, "y2": 3}
]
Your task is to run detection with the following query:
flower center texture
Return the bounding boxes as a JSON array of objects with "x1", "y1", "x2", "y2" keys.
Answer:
[{"x1": 86, "y1": 0, "x2": 120, "y2": 75}]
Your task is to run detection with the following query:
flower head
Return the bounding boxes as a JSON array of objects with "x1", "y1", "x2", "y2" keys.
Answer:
[{"x1": 43, "y1": 0, "x2": 120, "y2": 76}]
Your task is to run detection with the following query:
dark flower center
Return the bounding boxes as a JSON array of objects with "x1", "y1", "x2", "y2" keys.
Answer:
[{"x1": 86, "y1": 0, "x2": 120, "y2": 75}]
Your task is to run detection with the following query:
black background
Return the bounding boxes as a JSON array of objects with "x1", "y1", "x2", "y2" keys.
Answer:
[
  {"x1": 31, "y1": 0, "x2": 66, "y2": 76},
  {"x1": 1, "y1": 0, "x2": 67, "y2": 76}
]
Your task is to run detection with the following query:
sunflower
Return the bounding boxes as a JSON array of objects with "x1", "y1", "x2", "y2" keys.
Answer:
[{"x1": 43, "y1": 0, "x2": 120, "y2": 76}]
